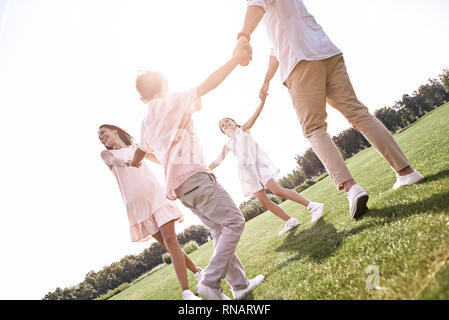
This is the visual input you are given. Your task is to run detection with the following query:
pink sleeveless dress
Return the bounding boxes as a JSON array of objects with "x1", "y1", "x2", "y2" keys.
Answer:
[{"x1": 103, "y1": 144, "x2": 183, "y2": 242}]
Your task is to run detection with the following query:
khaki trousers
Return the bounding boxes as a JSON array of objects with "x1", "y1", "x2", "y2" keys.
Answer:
[
  {"x1": 285, "y1": 54, "x2": 409, "y2": 189},
  {"x1": 176, "y1": 172, "x2": 249, "y2": 291}
]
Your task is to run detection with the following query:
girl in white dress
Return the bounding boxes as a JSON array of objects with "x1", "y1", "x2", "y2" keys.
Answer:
[
  {"x1": 98, "y1": 124, "x2": 202, "y2": 300},
  {"x1": 209, "y1": 97, "x2": 324, "y2": 236}
]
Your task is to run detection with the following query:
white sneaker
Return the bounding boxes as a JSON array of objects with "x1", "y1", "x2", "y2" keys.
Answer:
[
  {"x1": 182, "y1": 289, "x2": 202, "y2": 300},
  {"x1": 232, "y1": 275, "x2": 265, "y2": 300},
  {"x1": 346, "y1": 184, "x2": 369, "y2": 219},
  {"x1": 194, "y1": 267, "x2": 204, "y2": 283},
  {"x1": 278, "y1": 218, "x2": 300, "y2": 236},
  {"x1": 308, "y1": 202, "x2": 324, "y2": 223},
  {"x1": 195, "y1": 282, "x2": 230, "y2": 300},
  {"x1": 393, "y1": 170, "x2": 424, "y2": 190}
]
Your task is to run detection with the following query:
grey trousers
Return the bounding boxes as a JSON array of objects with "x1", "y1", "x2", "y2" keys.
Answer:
[{"x1": 176, "y1": 172, "x2": 249, "y2": 291}]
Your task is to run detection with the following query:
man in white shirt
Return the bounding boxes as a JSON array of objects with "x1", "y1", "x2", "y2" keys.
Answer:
[{"x1": 235, "y1": 0, "x2": 423, "y2": 219}]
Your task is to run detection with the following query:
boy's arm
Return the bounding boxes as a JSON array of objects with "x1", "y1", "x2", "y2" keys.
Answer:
[
  {"x1": 128, "y1": 147, "x2": 146, "y2": 167},
  {"x1": 259, "y1": 54, "x2": 279, "y2": 100},
  {"x1": 242, "y1": 96, "x2": 267, "y2": 132},
  {"x1": 197, "y1": 54, "x2": 245, "y2": 98},
  {"x1": 208, "y1": 145, "x2": 230, "y2": 170},
  {"x1": 145, "y1": 152, "x2": 161, "y2": 165}
]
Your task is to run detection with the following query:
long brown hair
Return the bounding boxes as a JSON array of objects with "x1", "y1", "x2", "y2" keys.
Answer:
[{"x1": 99, "y1": 124, "x2": 134, "y2": 150}]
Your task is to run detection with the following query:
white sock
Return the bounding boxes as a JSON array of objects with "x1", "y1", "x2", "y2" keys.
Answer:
[
  {"x1": 307, "y1": 202, "x2": 315, "y2": 210},
  {"x1": 286, "y1": 217, "x2": 296, "y2": 223},
  {"x1": 183, "y1": 289, "x2": 192, "y2": 294}
]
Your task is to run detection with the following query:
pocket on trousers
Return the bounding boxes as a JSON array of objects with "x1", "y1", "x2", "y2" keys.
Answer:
[
  {"x1": 183, "y1": 186, "x2": 199, "y2": 196},
  {"x1": 179, "y1": 186, "x2": 199, "y2": 208}
]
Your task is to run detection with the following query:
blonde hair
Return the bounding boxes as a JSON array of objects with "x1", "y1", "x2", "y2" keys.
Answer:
[{"x1": 136, "y1": 71, "x2": 163, "y2": 100}]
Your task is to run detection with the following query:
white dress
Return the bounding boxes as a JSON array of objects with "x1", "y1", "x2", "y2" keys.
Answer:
[
  {"x1": 226, "y1": 128, "x2": 280, "y2": 197},
  {"x1": 104, "y1": 144, "x2": 183, "y2": 242}
]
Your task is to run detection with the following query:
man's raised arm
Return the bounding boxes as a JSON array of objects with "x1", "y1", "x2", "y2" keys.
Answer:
[{"x1": 234, "y1": 4, "x2": 266, "y2": 66}]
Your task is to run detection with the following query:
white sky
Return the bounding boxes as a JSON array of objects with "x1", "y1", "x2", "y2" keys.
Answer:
[{"x1": 0, "y1": 0, "x2": 448, "y2": 300}]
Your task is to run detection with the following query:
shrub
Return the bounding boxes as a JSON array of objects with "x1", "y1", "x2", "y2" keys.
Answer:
[
  {"x1": 162, "y1": 252, "x2": 172, "y2": 265},
  {"x1": 295, "y1": 184, "x2": 308, "y2": 193},
  {"x1": 314, "y1": 172, "x2": 329, "y2": 182},
  {"x1": 240, "y1": 198, "x2": 266, "y2": 222},
  {"x1": 182, "y1": 240, "x2": 199, "y2": 255},
  {"x1": 95, "y1": 282, "x2": 130, "y2": 300},
  {"x1": 266, "y1": 194, "x2": 283, "y2": 204},
  {"x1": 304, "y1": 179, "x2": 316, "y2": 186},
  {"x1": 295, "y1": 179, "x2": 316, "y2": 194}
]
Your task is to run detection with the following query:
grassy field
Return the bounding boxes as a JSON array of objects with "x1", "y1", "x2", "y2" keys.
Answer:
[{"x1": 112, "y1": 103, "x2": 449, "y2": 300}]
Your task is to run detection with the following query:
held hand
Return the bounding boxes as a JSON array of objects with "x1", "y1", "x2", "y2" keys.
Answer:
[
  {"x1": 259, "y1": 81, "x2": 269, "y2": 100},
  {"x1": 134, "y1": 162, "x2": 142, "y2": 168},
  {"x1": 125, "y1": 160, "x2": 142, "y2": 168},
  {"x1": 233, "y1": 46, "x2": 251, "y2": 67},
  {"x1": 233, "y1": 37, "x2": 252, "y2": 66}
]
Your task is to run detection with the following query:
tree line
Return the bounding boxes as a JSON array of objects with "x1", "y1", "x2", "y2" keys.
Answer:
[{"x1": 43, "y1": 224, "x2": 211, "y2": 300}]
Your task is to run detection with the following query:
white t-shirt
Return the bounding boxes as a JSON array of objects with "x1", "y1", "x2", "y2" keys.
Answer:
[{"x1": 247, "y1": 0, "x2": 342, "y2": 84}]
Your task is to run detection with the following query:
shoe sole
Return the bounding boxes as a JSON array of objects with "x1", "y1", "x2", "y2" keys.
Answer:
[
  {"x1": 234, "y1": 276, "x2": 265, "y2": 300},
  {"x1": 352, "y1": 194, "x2": 369, "y2": 219},
  {"x1": 196, "y1": 285, "x2": 230, "y2": 300},
  {"x1": 311, "y1": 215, "x2": 322, "y2": 223}
]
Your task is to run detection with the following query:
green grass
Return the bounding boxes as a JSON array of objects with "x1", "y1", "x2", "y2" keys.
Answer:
[{"x1": 111, "y1": 103, "x2": 449, "y2": 300}]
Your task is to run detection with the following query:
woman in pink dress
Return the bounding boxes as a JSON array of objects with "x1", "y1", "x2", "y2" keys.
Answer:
[{"x1": 98, "y1": 124, "x2": 203, "y2": 300}]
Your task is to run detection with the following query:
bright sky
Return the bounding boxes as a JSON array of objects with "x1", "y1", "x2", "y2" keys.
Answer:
[{"x1": 0, "y1": 0, "x2": 448, "y2": 300}]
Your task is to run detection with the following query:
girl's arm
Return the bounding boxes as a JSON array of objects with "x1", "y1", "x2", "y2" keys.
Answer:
[
  {"x1": 145, "y1": 152, "x2": 161, "y2": 165},
  {"x1": 128, "y1": 147, "x2": 146, "y2": 168},
  {"x1": 241, "y1": 95, "x2": 267, "y2": 132},
  {"x1": 259, "y1": 54, "x2": 279, "y2": 100},
  {"x1": 208, "y1": 145, "x2": 230, "y2": 170},
  {"x1": 100, "y1": 150, "x2": 126, "y2": 169}
]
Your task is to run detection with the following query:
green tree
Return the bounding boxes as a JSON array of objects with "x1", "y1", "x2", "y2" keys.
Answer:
[
  {"x1": 438, "y1": 68, "x2": 449, "y2": 99},
  {"x1": 295, "y1": 148, "x2": 325, "y2": 179},
  {"x1": 374, "y1": 107, "x2": 400, "y2": 132}
]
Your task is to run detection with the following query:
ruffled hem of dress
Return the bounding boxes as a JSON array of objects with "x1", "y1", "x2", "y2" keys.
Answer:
[{"x1": 129, "y1": 203, "x2": 184, "y2": 242}]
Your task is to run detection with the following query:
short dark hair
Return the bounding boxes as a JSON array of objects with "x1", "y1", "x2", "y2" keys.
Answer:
[
  {"x1": 136, "y1": 71, "x2": 163, "y2": 100},
  {"x1": 99, "y1": 124, "x2": 134, "y2": 150}
]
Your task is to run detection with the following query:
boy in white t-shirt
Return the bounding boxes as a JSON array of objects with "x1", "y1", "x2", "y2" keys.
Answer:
[{"x1": 128, "y1": 49, "x2": 264, "y2": 300}]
